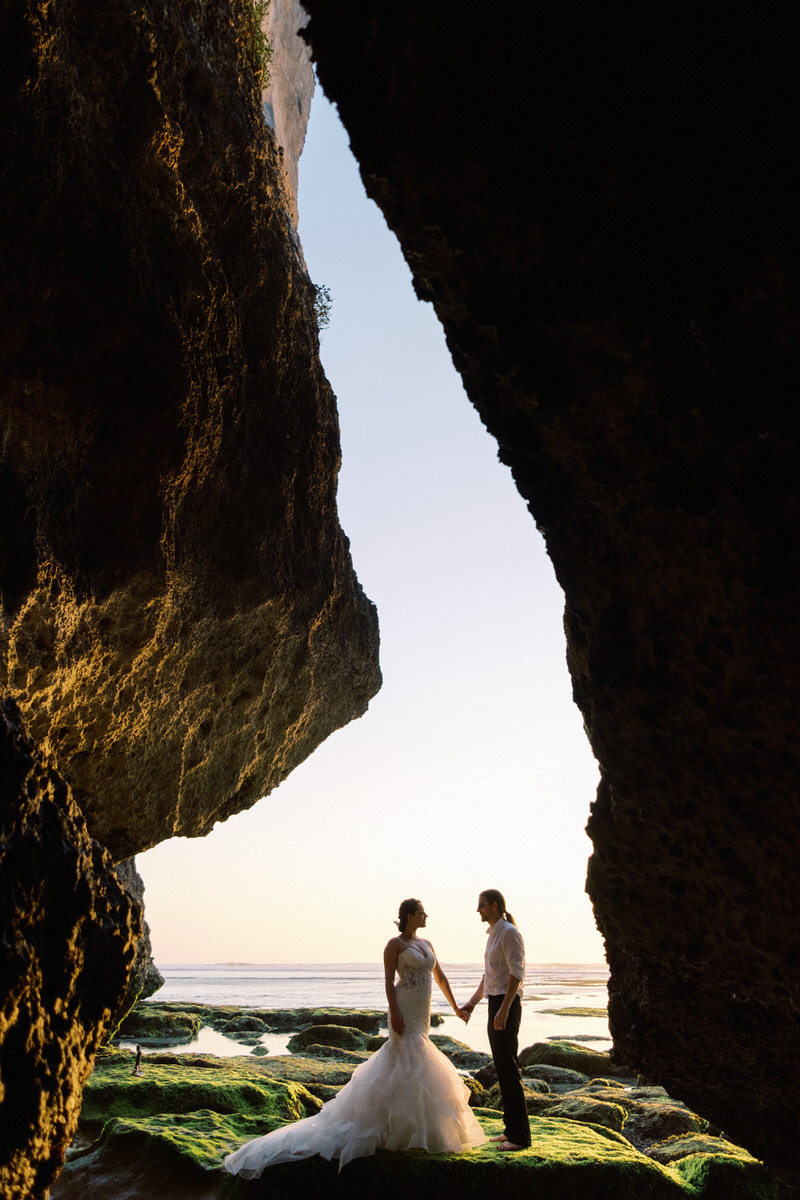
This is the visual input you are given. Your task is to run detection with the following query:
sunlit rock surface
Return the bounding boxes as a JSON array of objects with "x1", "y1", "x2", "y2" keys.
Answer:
[
  {"x1": 0, "y1": 700, "x2": 139, "y2": 1200},
  {"x1": 0, "y1": 0, "x2": 380, "y2": 861},
  {"x1": 261, "y1": 0, "x2": 315, "y2": 223},
  {"x1": 301, "y1": 4, "x2": 800, "y2": 1181}
]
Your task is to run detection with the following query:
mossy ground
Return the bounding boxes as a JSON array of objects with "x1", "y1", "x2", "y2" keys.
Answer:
[{"x1": 54, "y1": 1040, "x2": 782, "y2": 1200}]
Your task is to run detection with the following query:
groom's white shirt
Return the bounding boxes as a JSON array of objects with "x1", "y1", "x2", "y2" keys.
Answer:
[{"x1": 484, "y1": 918, "x2": 525, "y2": 997}]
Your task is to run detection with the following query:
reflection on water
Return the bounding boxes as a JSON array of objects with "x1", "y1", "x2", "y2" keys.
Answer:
[{"x1": 120, "y1": 963, "x2": 610, "y2": 1059}]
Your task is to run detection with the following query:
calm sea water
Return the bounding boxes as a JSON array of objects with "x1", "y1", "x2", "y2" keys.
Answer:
[{"x1": 134, "y1": 962, "x2": 611, "y2": 1059}]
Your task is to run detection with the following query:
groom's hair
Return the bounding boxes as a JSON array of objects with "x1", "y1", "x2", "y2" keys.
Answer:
[{"x1": 480, "y1": 889, "x2": 516, "y2": 926}]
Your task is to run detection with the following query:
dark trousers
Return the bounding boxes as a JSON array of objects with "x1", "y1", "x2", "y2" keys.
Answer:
[{"x1": 487, "y1": 994, "x2": 530, "y2": 1146}]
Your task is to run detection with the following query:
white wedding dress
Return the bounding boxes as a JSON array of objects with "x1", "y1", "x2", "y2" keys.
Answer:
[{"x1": 223, "y1": 940, "x2": 486, "y2": 1175}]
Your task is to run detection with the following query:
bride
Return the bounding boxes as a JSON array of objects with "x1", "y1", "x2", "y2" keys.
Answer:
[{"x1": 223, "y1": 898, "x2": 486, "y2": 1175}]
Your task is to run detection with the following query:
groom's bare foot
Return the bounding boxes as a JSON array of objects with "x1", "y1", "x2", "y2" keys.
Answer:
[
  {"x1": 499, "y1": 1140, "x2": 526, "y2": 1152},
  {"x1": 489, "y1": 1134, "x2": 507, "y2": 1142}
]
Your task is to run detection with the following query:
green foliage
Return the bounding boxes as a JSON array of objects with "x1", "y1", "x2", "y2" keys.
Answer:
[
  {"x1": 313, "y1": 283, "x2": 333, "y2": 330},
  {"x1": 245, "y1": 0, "x2": 272, "y2": 86}
]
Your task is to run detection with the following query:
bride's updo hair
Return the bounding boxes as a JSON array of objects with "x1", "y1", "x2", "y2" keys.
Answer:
[
  {"x1": 480, "y1": 888, "x2": 516, "y2": 926},
  {"x1": 395, "y1": 898, "x2": 421, "y2": 936}
]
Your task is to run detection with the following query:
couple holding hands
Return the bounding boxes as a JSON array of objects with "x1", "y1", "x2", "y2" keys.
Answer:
[{"x1": 225, "y1": 888, "x2": 530, "y2": 1178}]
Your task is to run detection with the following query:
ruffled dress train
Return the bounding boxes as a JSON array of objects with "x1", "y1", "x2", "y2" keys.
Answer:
[{"x1": 223, "y1": 942, "x2": 486, "y2": 1175}]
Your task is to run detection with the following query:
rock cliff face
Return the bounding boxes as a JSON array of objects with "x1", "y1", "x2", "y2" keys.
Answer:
[
  {"x1": 1, "y1": 0, "x2": 379, "y2": 1193},
  {"x1": 301, "y1": 4, "x2": 800, "y2": 1182},
  {"x1": 0, "y1": 0, "x2": 380, "y2": 862},
  {"x1": 0, "y1": 700, "x2": 139, "y2": 1199}
]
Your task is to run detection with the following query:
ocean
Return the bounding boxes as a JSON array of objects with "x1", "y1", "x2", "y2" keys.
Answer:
[{"x1": 131, "y1": 962, "x2": 611, "y2": 1059}]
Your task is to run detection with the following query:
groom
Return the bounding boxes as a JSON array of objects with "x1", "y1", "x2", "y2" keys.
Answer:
[{"x1": 462, "y1": 889, "x2": 530, "y2": 1152}]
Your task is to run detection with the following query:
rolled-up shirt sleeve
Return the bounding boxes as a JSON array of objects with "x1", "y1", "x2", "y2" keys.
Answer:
[{"x1": 504, "y1": 925, "x2": 525, "y2": 983}]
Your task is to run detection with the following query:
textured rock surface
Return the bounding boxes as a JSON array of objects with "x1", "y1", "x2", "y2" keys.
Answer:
[
  {"x1": 0, "y1": 701, "x2": 139, "y2": 1200},
  {"x1": 301, "y1": 4, "x2": 800, "y2": 1181},
  {"x1": 261, "y1": 0, "x2": 315, "y2": 223},
  {"x1": 111, "y1": 859, "x2": 164, "y2": 1033},
  {"x1": 0, "y1": 0, "x2": 380, "y2": 860}
]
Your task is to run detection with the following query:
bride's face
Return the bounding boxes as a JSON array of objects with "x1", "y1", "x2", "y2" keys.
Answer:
[{"x1": 410, "y1": 905, "x2": 427, "y2": 930}]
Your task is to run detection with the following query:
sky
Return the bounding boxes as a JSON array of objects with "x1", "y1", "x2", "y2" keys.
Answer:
[{"x1": 136, "y1": 90, "x2": 605, "y2": 967}]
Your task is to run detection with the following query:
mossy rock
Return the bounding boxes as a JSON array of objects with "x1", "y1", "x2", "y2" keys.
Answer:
[
  {"x1": 473, "y1": 1061, "x2": 498, "y2": 1087},
  {"x1": 78, "y1": 1053, "x2": 319, "y2": 1136},
  {"x1": 486, "y1": 1082, "x2": 556, "y2": 1116},
  {"x1": 647, "y1": 1134, "x2": 763, "y2": 1166},
  {"x1": 520, "y1": 1040, "x2": 629, "y2": 1078},
  {"x1": 463, "y1": 1076, "x2": 488, "y2": 1106},
  {"x1": 219, "y1": 1015, "x2": 269, "y2": 1035},
  {"x1": 539, "y1": 1007, "x2": 608, "y2": 1017},
  {"x1": 367, "y1": 1034, "x2": 387, "y2": 1051},
  {"x1": 670, "y1": 1151, "x2": 781, "y2": 1200},
  {"x1": 53, "y1": 1110, "x2": 706, "y2": 1200},
  {"x1": 547, "y1": 1095, "x2": 627, "y2": 1133},
  {"x1": 623, "y1": 1103, "x2": 707, "y2": 1148},
  {"x1": 577, "y1": 1082, "x2": 637, "y2": 1110},
  {"x1": 305, "y1": 1008, "x2": 384, "y2": 1033},
  {"x1": 297, "y1": 1044, "x2": 371, "y2": 1064},
  {"x1": 253, "y1": 1055, "x2": 356, "y2": 1089},
  {"x1": 288, "y1": 1024, "x2": 370, "y2": 1052},
  {"x1": 521, "y1": 1064, "x2": 588, "y2": 1092},
  {"x1": 429, "y1": 1034, "x2": 491, "y2": 1069},
  {"x1": 116, "y1": 1005, "x2": 201, "y2": 1042}
]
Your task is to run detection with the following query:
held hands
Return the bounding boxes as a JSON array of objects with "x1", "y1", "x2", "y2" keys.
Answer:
[{"x1": 458, "y1": 1003, "x2": 474, "y2": 1025}]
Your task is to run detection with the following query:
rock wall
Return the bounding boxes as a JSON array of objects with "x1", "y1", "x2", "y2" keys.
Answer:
[
  {"x1": 1, "y1": 0, "x2": 380, "y2": 1191},
  {"x1": 0, "y1": 0, "x2": 380, "y2": 862},
  {"x1": 261, "y1": 0, "x2": 315, "y2": 225},
  {"x1": 300, "y1": 4, "x2": 800, "y2": 1182},
  {"x1": 111, "y1": 859, "x2": 165, "y2": 1031},
  {"x1": 0, "y1": 700, "x2": 139, "y2": 1200}
]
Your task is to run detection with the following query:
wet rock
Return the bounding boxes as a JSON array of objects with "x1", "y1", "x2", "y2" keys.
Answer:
[
  {"x1": 117, "y1": 1008, "x2": 201, "y2": 1043},
  {"x1": 429, "y1": 1034, "x2": 491, "y2": 1070},
  {"x1": 520, "y1": 1040, "x2": 629, "y2": 1079},
  {"x1": 288, "y1": 1024, "x2": 370, "y2": 1053},
  {"x1": 521, "y1": 1064, "x2": 588, "y2": 1093}
]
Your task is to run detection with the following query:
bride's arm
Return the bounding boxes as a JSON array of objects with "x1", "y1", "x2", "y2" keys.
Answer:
[
  {"x1": 383, "y1": 939, "x2": 404, "y2": 1034},
  {"x1": 460, "y1": 975, "x2": 485, "y2": 1024},
  {"x1": 431, "y1": 946, "x2": 468, "y2": 1021}
]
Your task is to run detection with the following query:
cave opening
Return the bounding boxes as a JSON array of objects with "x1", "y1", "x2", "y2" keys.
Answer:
[{"x1": 136, "y1": 90, "x2": 604, "y2": 1012}]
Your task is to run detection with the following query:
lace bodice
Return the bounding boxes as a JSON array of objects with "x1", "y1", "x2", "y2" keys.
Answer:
[
  {"x1": 396, "y1": 940, "x2": 435, "y2": 988},
  {"x1": 393, "y1": 940, "x2": 434, "y2": 1037}
]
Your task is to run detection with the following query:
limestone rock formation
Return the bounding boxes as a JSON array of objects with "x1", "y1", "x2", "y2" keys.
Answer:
[
  {"x1": 0, "y1": 0, "x2": 380, "y2": 861},
  {"x1": 301, "y1": 4, "x2": 800, "y2": 1182},
  {"x1": 0, "y1": 700, "x2": 139, "y2": 1200},
  {"x1": 261, "y1": 0, "x2": 315, "y2": 224},
  {"x1": 109, "y1": 859, "x2": 164, "y2": 1035}
]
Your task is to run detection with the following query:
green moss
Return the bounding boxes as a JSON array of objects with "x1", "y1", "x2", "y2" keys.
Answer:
[
  {"x1": 520, "y1": 1040, "x2": 629, "y2": 1078},
  {"x1": 117, "y1": 1005, "x2": 201, "y2": 1041},
  {"x1": 540, "y1": 1007, "x2": 608, "y2": 1017},
  {"x1": 673, "y1": 1152, "x2": 781, "y2": 1200},
  {"x1": 287, "y1": 1024, "x2": 370, "y2": 1052},
  {"x1": 63, "y1": 1051, "x2": 778, "y2": 1200},
  {"x1": 79, "y1": 1053, "x2": 318, "y2": 1135}
]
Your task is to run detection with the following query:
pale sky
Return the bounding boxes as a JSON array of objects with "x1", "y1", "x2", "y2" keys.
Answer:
[{"x1": 136, "y1": 92, "x2": 605, "y2": 967}]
